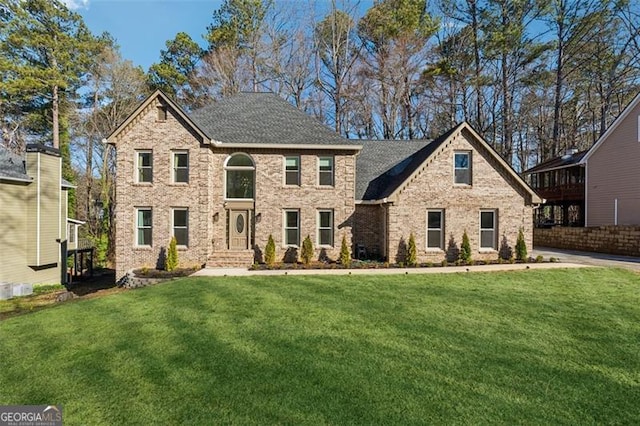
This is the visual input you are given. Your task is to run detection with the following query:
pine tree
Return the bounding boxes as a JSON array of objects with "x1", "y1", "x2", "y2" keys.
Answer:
[
  {"x1": 301, "y1": 235, "x2": 313, "y2": 265},
  {"x1": 407, "y1": 232, "x2": 417, "y2": 266},
  {"x1": 340, "y1": 235, "x2": 351, "y2": 267},
  {"x1": 264, "y1": 234, "x2": 276, "y2": 266},
  {"x1": 515, "y1": 227, "x2": 528, "y2": 261},
  {"x1": 166, "y1": 236, "x2": 178, "y2": 271},
  {"x1": 459, "y1": 230, "x2": 472, "y2": 263}
]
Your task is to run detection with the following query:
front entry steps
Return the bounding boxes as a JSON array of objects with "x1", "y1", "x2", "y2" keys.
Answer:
[{"x1": 206, "y1": 250, "x2": 255, "y2": 268}]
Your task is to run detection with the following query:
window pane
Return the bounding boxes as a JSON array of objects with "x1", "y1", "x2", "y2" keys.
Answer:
[
  {"x1": 286, "y1": 211, "x2": 298, "y2": 228},
  {"x1": 285, "y1": 171, "x2": 299, "y2": 185},
  {"x1": 138, "y1": 228, "x2": 152, "y2": 246},
  {"x1": 427, "y1": 231, "x2": 442, "y2": 248},
  {"x1": 138, "y1": 210, "x2": 151, "y2": 227},
  {"x1": 319, "y1": 229, "x2": 332, "y2": 246},
  {"x1": 139, "y1": 152, "x2": 151, "y2": 167},
  {"x1": 227, "y1": 154, "x2": 253, "y2": 167},
  {"x1": 285, "y1": 157, "x2": 299, "y2": 169},
  {"x1": 175, "y1": 153, "x2": 188, "y2": 167},
  {"x1": 481, "y1": 211, "x2": 494, "y2": 229},
  {"x1": 227, "y1": 170, "x2": 254, "y2": 198},
  {"x1": 319, "y1": 157, "x2": 332, "y2": 170},
  {"x1": 455, "y1": 153, "x2": 468, "y2": 168},
  {"x1": 175, "y1": 168, "x2": 188, "y2": 183},
  {"x1": 174, "y1": 210, "x2": 188, "y2": 227},
  {"x1": 455, "y1": 169, "x2": 470, "y2": 184},
  {"x1": 481, "y1": 230, "x2": 495, "y2": 248},
  {"x1": 139, "y1": 168, "x2": 152, "y2": 183},
  {"x1": 319, "y1": 171, "x2": 333, "y2": 186},
  {"x1": 428, "y1": 211, "x2": 441, "y2": 228},
  {"x1": 286, "y1": 229, "x2": 299, "y2": 246},
  {"x1": 319, "y1": 211, "x2": 332, "y2": 228},
  {"x1": 174, "y1": 228, "x2": 188, "y2": 246}
]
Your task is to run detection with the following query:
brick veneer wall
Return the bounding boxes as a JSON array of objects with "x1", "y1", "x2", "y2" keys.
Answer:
[
  {"x1": 534, "y1": 226, "x2": 640, "y2": 256},
  {"x1": 386, "y1": 128, "x2": 534, "y2": 263},
  {"x1": 353, "y1": 204, "x2": 386, "y2": 258}
]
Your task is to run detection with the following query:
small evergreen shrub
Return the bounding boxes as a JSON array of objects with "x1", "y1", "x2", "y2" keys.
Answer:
[
  {"x1": 459, "y1": 230, "x2": 472, "y2": 263},
  {"x1": 515, "y1": 227, "x2": 528, "y2": 261},
  {"x1": 535, "y1": 255, "x2": 544, "y2": 263},
  {"x1": 166, "y1": 237, "x2": 178, "y2": 272},
  {"x1": 407, "y1": 233, "x2": 417, "y2": 266},
  {"x1": 340, "y1": 235, "x2": 351, "y2": 267},
  {"x1": 264, "y1": 234, "x2": 276, "y2": 266},
  {"x1": 301, "y1": 235, "x2": 314, "y2": 265}
]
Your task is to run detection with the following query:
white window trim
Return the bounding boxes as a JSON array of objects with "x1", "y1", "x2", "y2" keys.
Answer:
[
  {"x1": 453, "y1": 151, "x2": 471, "y2": 186},
  {"x1": 135, "y1": 207, "x2": 152, "y2": 247},
  {"x1": 224, "y1": 152, "x2": 255, "y2": 201},
  {"x1": 171, "y1": 150, "x2": 189, "y2": 184},
  {"x1": 317, "y1": 156, "x2": 334, "y2": 187},
  {"x1": 317, "y1": 209, "x2": 334, "y2": 247},
  {"x1": 479, "y1": 209, "x2": 498, "y2": 251},
  {"x1": 426, "y1": 209, "x2": 445, "y2": 251},
  {"x1": 283, "y1": 209, "x2": 300, "y2": 248},
  {"x1": 135, "y1": 150, "x2": 153, "y2": 184},
  {"x1": 284, "y1": 155, "x2": 301, "y2": 186},
  {"x1": 171, "y1": 207, "x2": 189, "y2": 247}
]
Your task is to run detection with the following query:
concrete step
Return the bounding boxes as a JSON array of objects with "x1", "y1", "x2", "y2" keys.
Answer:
[{"x1": 206, "y1": 250, "x2": 254, "y2": 268}]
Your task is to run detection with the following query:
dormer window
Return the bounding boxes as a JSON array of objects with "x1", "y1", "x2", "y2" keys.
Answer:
[
  {"x1": 157, "y1": 105, "x2": 167, "y2": 121},
  {"x1": 454, "y1": 151, "x2": 471, "y2": 185}
]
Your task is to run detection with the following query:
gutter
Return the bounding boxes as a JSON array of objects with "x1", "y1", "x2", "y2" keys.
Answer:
[
  {"x1": 0, "y1": 175, "x2": 33, "y2": 184},
  {"x1": 355, "y1": 198, "x2": 390, "y2": 205},
  {"x1": 209, "y1": 139, "x2": 362, "y2": 151}
]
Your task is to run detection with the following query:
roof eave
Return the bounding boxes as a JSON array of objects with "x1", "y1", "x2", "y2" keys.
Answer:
[
  {"x1": 0, "y1": 175, "x2": 33, "y2": 184},
  {"x1": 210, "y1": 139, "x2": 362, "y2": 151},
  {"x1": 523, "y1": 162, "x2": 585, "y2": 175}
]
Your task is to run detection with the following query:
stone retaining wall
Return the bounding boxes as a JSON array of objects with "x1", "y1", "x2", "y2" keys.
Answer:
[{"x1": 534, "y1": 226, "x2": 640, "y2": 256}]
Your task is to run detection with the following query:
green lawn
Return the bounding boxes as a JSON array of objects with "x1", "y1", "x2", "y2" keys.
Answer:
[{"x1": 1, "y1": 268, "x2": 639, "y2": 425}]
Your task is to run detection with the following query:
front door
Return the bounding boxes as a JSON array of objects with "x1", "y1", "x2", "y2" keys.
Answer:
[{"x1": 229, "y1": 210, "x2": 249, "y2": 250}]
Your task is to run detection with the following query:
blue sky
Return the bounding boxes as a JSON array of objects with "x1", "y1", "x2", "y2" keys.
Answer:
[{"x1": 69, "y1": 0, "x2": 224, "y2": 71}]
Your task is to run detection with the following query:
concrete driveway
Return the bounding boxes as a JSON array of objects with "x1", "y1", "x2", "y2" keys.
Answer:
[{"x1": 532, "y1": 247, "x2": 640, "y2": 271}]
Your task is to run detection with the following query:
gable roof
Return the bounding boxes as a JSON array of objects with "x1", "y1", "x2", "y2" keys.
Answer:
[
  {"x1": 523, "y1": 150, "x2": 587, "y2": 175},
  {"x1": 0, "y1": 145, "x2": 32, "y2": 182},
  {"x1": 580, "y1": 91, "x2": 640, "y2": 164},
  {"x1": 357, "y1": 122, "x2": 542, "y2": 204},
  {"x1": 190, "y1": 92, "x2": 361, "y2": 149}
]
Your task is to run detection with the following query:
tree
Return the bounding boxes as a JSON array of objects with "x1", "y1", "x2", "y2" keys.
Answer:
[
  {"x1": 515, "y1": 227, "x2": 527, "y2": 261},
  {"x1": 339, "y1": 235, "x2": 351, "y2": 267},
  {"x1": 166, "y1": 237, "x2": 178, "y2": 271},
  {"x1": 264, "y1": 234, "x2": 276, "y2": 266},
  {"x1": 301, "y1": 235, "x2": 314, "y2": 265},
  {"x1": 459, "y1": 230, "x2": 472, "y2": 263}
]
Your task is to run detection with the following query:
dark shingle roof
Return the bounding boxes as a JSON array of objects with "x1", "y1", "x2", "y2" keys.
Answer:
[
  {"x1": 523, "y1": 150, "x2": 588, "y2": 175},
  {"x1": 0, "y1": 145, "x2": 31, "y2": 182},
  {"x1": 189, "y1": 92, "x2": 358, "y2": 146},
  {"x1": 356, "y1": 124, "x2": 461, "y2": 200}
]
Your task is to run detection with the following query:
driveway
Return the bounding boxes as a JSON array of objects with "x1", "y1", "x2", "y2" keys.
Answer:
[{"x1": 532, "y1": 247, "x2": 640, "y2": 271}]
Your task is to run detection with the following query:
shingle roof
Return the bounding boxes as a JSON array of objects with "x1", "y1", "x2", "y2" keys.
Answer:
[
  {"x1": 356, "y1": 124, "x2": 460, "y2": 200},
  {"x1": 523, "y1": 150, "x2": 588, "y2": 175},
  {"x1": 189, "y1": 92, "x2": 358, "y2": 146},
  {"x1": 0, "y1": 145, "x2": 31, "y2": 182}
]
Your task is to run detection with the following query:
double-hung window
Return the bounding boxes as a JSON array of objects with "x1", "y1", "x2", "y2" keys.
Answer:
[
  {"x1": 480, "y1": 210, "x2": 497, "y2": 250},
  {"x1": 318, "y1": 156, "x2": 334, "y2": 186},
  {"x1": 285, "y1": 156, "x2": 300, "y2": 186},
  {"x1": 136, "y1": 151, "x2": 153, "y2": 183},
  {"x1": 284, "y1": 210, "x2": 300, "y2": 247},
  {"x1": 454, "y1": 151, "x2": 471, "y2": 185},
  {"x1": 426, "y1": 209, "x2": 444, "y2": 250},
  {"x1": 136, "y1": 208, "x2": 152, "y2": 246},
  {"x1": 317, "y1": 210, "x2": 334, "y2": 246},
  {"x1": 172, "y1": 208, "x2": 189, "y2": 246},
  {"x1": 173, "y1": 151, "x2": 189, "y2": 183}
]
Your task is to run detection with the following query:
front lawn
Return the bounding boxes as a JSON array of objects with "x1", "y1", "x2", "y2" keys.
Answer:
[{"x1": 1, "y1": 268, "x2": 639, "y2": 424}]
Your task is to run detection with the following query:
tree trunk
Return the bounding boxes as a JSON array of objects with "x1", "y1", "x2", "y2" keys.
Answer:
[{"x1": 52, "y1": 84, "x2": 59, "y2": 149}]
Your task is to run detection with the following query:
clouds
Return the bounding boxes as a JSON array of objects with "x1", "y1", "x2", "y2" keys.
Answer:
[{"x1": 61, "y1": 0, "x2": 90, "y2": 10}]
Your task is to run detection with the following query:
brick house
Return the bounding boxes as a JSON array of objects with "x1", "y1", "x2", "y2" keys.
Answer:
[{"x1": 108, "y1": 91, "x2": 540, "y2": 280}]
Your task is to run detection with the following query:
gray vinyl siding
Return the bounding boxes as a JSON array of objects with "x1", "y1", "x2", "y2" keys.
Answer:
[{"x1": 587, "y1": 100, "x2": 640, "y2": 226}]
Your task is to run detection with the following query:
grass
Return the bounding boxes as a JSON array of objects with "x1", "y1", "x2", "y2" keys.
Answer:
[
  {"x1": 0, "y1": 284, "x2": 66, "y2": 318},
  {"x1": 1, "y1": 268, "x2": 639, "y2": 425}
]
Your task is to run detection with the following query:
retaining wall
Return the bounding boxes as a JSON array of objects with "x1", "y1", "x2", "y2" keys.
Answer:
[{"x1": 534, "y1": 226, "x2": 640, "y2": 256}]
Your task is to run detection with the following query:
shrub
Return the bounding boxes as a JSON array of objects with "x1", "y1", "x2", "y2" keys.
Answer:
[
  {"x1": 340, "y1": 235, "x2": 351, "y2": 267},
  {"x1": 535, "y1": 255, "x2": 544, "y2": 263},
  {"x1": 264, "y1": 234, "x2": 276, "y2": 266},
  {"x1": 165, "y1": 237, "x2": 178, "y2": 272},
  {"x1": 459, "y1": 230, "x2": 472, "y2": 263},
  {"x1": 301, "y1": 235, "x2": 314, "y2": 265},
  {"x1": 407, "y1": 233, "x2": 417, "y2": 266},
  {"x1": 515, "y1": 227, "x2": 528, "y2": 261}
]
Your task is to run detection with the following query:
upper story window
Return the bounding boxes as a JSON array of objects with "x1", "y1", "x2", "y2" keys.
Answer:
[
  {"x1": 426, "y1": 209, "x2": 444, "y2": 250},
  {"x1": 172, "y1": 151, "x2": 189, "y2": 183},
  {"x1": 136, "y1": 150, "x2": 153, "y2": 183},
  {"x1": 285, "y1": 156, "x2": 300, "y2": 186},
  {"x1": 454, "y1": 151, "x2": 471, "y2": 185},
  {"x1": 136, "y1": 208, "x2": 152, "y2": 246},
  {"x1": 225, "y1": 153, "x2": 255, "y2": 199},
  {"x1": 318, "y1": 156, "x2": 334, "y2": 186},
  {"x1": 480, "y1": 210, "x2": 497, "y2": 250},
  {"x1": 157, "y1": 105, "x2": 167, "y2": 121}
]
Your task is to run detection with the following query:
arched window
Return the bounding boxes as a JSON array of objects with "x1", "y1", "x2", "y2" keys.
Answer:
[{"x1": 225, "y1": 153, "x2": 255, "y2": 199}]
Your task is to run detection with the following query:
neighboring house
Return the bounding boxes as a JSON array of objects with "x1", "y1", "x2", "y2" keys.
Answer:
[
  {"x1": 108, "y1": 91, "x2": 541, "y2": 281},
  {"x1": 0, "y1": 144, "x2": 75, "y2": 285},
  {"x1": 579, "y1": 92, "x2": 640, "y2": 226},
  {"x1": 523, "y1": 149, "x2": 587, "y2": 227}
]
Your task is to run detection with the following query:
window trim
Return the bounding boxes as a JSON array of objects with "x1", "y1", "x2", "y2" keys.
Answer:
[
  {"x1": 171, "y1": 207, "x2": 189, "y2": 247},
  {"x1": 426, "y1": 209, "x2": 445, "y2": 250},
  {"x1": 135, "y1": 207, "x2": 152, "y2": 247},
  {"x1": 479, "y1": 209, "x2": 498, "y2": 250},
  {"x1": 318, "y1": 156, "x2": 334, "y2": 187},
  {"x1": 283, "y1": 209, "x2": 300, "y2": 248},
  {"x1": 317, "y1": 209, "x2": 334, "y2": 247},
  {"x1": 135, "y1": 150, "x2": 153, "y2": 184},
  {"x1": 172, "y1": 150, "x2": 189, "y2": 184},
  {"x1": 224, "y1": 152, "x2": 255, "y2": 200},
  {"x1": 454, "y1": 151, "x2": 471, "y2": 185},
  {"x1": 284, "y1": 155, "x2": 301, "y2": 186}
]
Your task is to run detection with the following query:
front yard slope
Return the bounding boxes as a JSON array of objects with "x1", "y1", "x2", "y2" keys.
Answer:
[{"x1": 1, "y1": 268, "x2": 639, "y2": 425}]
